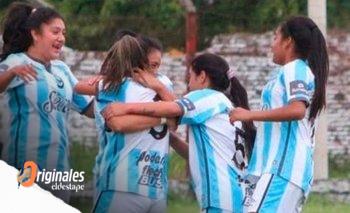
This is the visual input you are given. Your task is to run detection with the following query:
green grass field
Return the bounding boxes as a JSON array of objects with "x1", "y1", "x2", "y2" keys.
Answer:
[
  {"x1": 167, "y1": 193, "x2": 350, "y2": 213},
  {"x1": 70, "y1": 193, "x2": 350, "y2": 213}
]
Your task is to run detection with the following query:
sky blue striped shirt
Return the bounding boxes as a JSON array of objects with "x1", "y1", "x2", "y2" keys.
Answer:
[
  {"x1": 176, "y1": 89, "x2": 245, "y2": 212},
  {"x1": 93, "y1": 75, "x2": 173, "y2": 200},
  {"x1": 248, "y1": 59, "x2": 316, "y2": 195},
  {"x1": 0, "y1": 53, "x2": 92, "y2": 171}
]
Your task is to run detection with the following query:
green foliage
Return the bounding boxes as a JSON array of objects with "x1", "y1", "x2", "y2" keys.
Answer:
[
  {"x1": 46, "y1": 0, "x2": 185, "y2": 51},
  {"x1": 328, "y1": 0, "x2": 350, "y2": 29},
  {"x1": 0, "y1": 0, "x2": 349, "y2": 50}
]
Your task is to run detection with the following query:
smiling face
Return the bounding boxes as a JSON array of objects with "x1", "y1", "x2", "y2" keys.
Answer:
[{"x1": 31, "y1": 18, "x2": 66, "y2": 62}]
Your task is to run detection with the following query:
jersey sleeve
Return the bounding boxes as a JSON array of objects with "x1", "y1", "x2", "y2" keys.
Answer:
[
  {"x1": 0, "y1": 54, "x2": 27, "y2": 90},
  {"x1": 157, "y1": 74, "x2": 174, "y2": 92},
  {"x1": 58, "y1": 62, "x2": 93, "y2": 114},
  {"x1": 282, "y1": 60, "x2": 314, "y2": 105},
  {"x1": 175, "y1": 89, "x2": 231, "y2": 125}
]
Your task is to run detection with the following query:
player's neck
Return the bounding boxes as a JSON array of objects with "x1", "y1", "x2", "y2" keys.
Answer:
[{"x1": 26, "y1": 47, "x2": 51, "y2": 67}]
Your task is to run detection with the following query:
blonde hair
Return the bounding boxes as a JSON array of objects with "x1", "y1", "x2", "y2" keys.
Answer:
[{"x1": 100, "y1": 35, "x2": 148, "y2": 90}]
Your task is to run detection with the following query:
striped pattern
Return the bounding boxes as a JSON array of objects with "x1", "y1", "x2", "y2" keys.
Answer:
[
  {"x1": 93, "y1": 75, "x2": 173, "y2": 200},
  {"x1": 0, "y1": 53, "x2": 92, "y2": 171},
  {"x1": 248, "y1": 59, "x2": 316, "y2": 195},
  {"x1": 176, "y1": 89, "x2": 245, "y2": 212},
  {"x1": 245, "y1": 174, "x2": 304, "y2": 213}
]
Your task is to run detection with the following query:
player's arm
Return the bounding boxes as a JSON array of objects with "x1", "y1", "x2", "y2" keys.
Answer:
[
  {"x1": 230, "y1": 101, "x2": 306, "y2": 122},
  {"x1": 74, "y1": 75, "x2": 103, "y2": 96},
  {"x1": 0, "y1": 64, "x2": 37, "y2": 93},
  {"x1": 169, "y1": 131, "x2": 188, "y2": 160},
  {"x1": 106, "y1": 114, "x2": 163, "y2": 133},
  {"x1": 102, "y1": 101, "x2": 183, "y2": 121}
]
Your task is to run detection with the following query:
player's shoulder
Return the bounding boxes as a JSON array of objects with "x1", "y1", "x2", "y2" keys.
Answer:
[
  {"x1": 156, "y1": 73, "x2": 172, "y2": 83},
  {"x1": 1, "y1": 53, "x2": 26, "y2": 64},
  {"x1": 51, "y1": 60, "x2": 70, "y2": 71}
]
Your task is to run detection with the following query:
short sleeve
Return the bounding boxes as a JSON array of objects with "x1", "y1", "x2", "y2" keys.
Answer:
[
  {"x1": 57, "y1": 61, "x2": 93, "y2": 113},
  {"x1": 0, "y1": 54, "x2": 27, "y2": 90},
  {"x1": 175, "y1": 89, "x2": 231, "y2": 125},
  {"x1": 157, "y1": 74, "x2": 174, "y2": 92},
  {"x1": 282, "y1": 60, "x2": 314, "y2": 105}
]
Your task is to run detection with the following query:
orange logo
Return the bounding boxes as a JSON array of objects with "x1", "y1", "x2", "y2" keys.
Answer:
[{"x1": 17, "y1": 161, "x2": 38, "y2": 187}]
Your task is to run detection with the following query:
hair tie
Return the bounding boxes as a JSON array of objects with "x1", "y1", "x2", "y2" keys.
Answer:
[{"x1": 226, "y1": 68, "x2": 235, "y2": 80}]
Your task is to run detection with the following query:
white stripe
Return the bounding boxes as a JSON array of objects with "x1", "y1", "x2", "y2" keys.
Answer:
[
  {"x1": 265, "y1": 82, "x2": 283, "y2": 172},
  {"x1": 276, "y1": 181, "x2": 303, "y2": 213},
  {"x1": 188, "y1": 130, "x2": 203, "y2": 205},
  {"x1": 254, "y1": 122, "x2": 264, "y2": 175},
  {"x1": 247, "y1": 174, "x2": 273, "y2": 212},
  {"x1": 290, "y1": 128, "x2": 307, "y2": 187},
  {"x1": 214, "y1": 152, "x2": 231, "y2": 210}
]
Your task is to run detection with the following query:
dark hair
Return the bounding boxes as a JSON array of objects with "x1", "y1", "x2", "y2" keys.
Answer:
[
  {"x1": 114, "y1": 29, "x2": 137, "y2": 41},
  {"x1": 191, "y1": 53, "x2": 256, "y2": 159},
  {"x1": 139, "y1": 35, "x2": 163, "y2": 54},
  {"x1": 114, "y1": 30, "x2": 163, "y2": 54},
  {"x1": 1, "y1": 2, "x2": 63, "y2": 61},
  {"x1": 100, "y1": 35, "x2": 148, "y2": 90},
  {"x1": 280, "y1": 16, "x2": 329, "y2": 120}
]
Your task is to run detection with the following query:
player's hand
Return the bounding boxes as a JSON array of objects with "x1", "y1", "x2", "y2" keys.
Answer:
[
  {"x1": 9, "y1": 64, "x2": 37, "y2": 83},
  {"x1": 132, "y1": 68, "x2": 163, "y2": 91},
  {"x1": 87, "y1": 75, "x2": 104, "y2": 86},
  {"x1": 102, "y1": 103, "x2": 125, "y2": 121},
  {"x1": 229, "y1": 107, "x2": 252, "y2": 123}
]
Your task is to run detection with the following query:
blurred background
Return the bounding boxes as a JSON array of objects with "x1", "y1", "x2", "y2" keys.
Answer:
[{"x1": 1, "y1": 0, "x2": 350, "y2": 212}]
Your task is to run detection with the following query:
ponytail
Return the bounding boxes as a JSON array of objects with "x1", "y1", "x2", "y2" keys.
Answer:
[
  {"x1": 100, "y1": 35, "x2": 148, "y2": 91},
  {"x1": 308, "y1": 27, "x2": 329, "y2": 120},
  {"x1": 280, "y1": 16, "x2": 329, "y2": 120},
  {"x1": 1, "y1": 2, "x2": 33, "y2": 61},
  {"x1": 229, "y1": 76, "x2": 256, "y2": 159}
]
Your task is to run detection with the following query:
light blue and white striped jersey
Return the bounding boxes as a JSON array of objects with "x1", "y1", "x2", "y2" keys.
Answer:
[
  {"x1": 248, "y1": 59, "x2": 316, "y2": 194},
  {"x1": 93, "y1": 74, "x2": 173, "y2": 200},
  {"x1": 0, "y1": 53, "x2": 92, "y2": 171},
  {"x1": 176, "y1": 89, "x2": 246, "y2": 212}
]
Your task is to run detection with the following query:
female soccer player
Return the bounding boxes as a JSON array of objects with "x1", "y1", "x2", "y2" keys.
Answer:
[
  {"x1": 0, "y1": 2, "x2": 93, "y2": 202},
  {"x1": 102, "y1": 53, "x2": 256, "y2": 213},
  {"x1": 229, "y1": 16, "x2": 329, "y2": 213},
  {"x1": 76, "y1": 34, "x2": 175, "y2": 213}
]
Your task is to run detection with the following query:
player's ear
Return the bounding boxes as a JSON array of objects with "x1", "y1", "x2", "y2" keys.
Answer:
[{"x1": 199, "y1": 70, "x2": 207, "y2": 84}]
